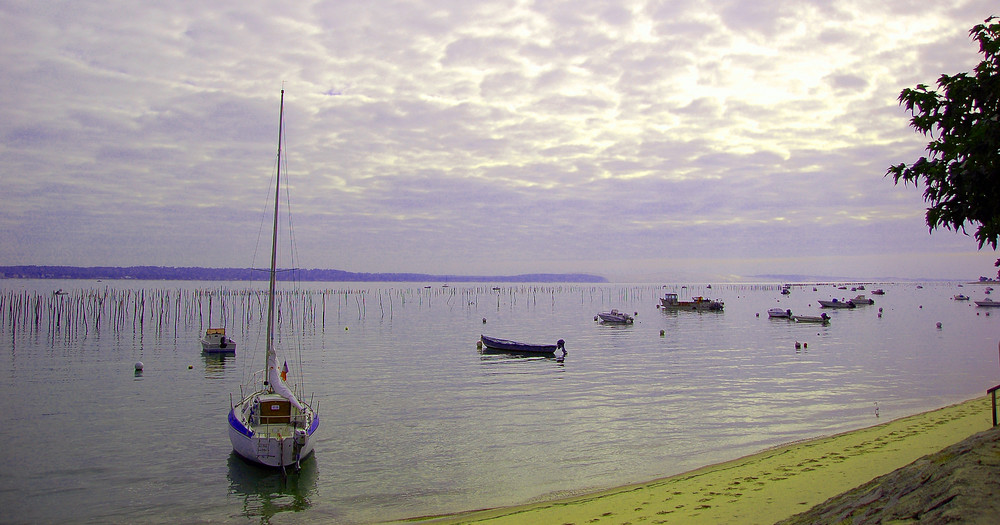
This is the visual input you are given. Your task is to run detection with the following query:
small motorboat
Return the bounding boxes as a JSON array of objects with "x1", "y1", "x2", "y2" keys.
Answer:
[
  {"x1": 871, "y1": 289, "x2": 885, "y2": 295},
  {"x1": 818, "y1": 298, "x2": 855, "y2": 308},
  {"x1": 791, "y1": 313, "x2": 831, "y2": 324},
  {"x1": 201, "y1": 327, "x2": 236, "y2": 353},
  {"x1": 850, "y1": 294, "x2": 874, "y2": 305},
  {"x1": 480, "y1": 335, "x2": 566, "y2": 355},
  {"x1": 767, "y1": 308, "x2": 792, "y2": 318},
  {"x1": 953, "y1": 294, "x2": 970, "y2": 301},
  {"x1": 597, "y1": 309, "x2": 634, "y2": 324}
]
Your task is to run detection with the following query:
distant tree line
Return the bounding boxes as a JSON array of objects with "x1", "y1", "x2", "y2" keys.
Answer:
[{"x1": 0, "y1": 265, "x2": 608, "y2": 283}]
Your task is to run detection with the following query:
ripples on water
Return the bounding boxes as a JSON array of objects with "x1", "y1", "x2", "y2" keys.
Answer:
[{"x1": 1, "y1": 280, "x2": 997, "y2": 523}]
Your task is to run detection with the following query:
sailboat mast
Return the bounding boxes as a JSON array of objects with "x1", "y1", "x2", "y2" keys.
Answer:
[{"x1": 265, "y1": 89, "x2": 285, "y2": 370}]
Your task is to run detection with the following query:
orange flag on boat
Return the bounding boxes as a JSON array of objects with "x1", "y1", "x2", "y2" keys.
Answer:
[{"x1": 281, "y1": 360, "x2": 288, "y2": 381}]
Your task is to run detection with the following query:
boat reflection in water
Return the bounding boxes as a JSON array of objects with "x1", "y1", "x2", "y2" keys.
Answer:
[
  {"x1": 227, "y1": 452, "x2": 318, "y2": 522},
  {"x1": 202, "y1": 351, "x2": 234, "y2": 379}
]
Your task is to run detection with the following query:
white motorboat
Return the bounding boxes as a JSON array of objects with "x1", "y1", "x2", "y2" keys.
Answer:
[
  {"x1": 975, "y1": 298, "x2": 1000, "y2": 307},
  {"x1": 953, "y1": 294, "x2": 970, "y2": 301},
  {"x1": 598, "y1": 309, "x2": 634, "y2": 323},
  {"x1": 767, "y1": 308, "x2": 792, "y2": 318},
  {"x1": 850, "y1": 294, "x2": 874, "y2": 305},
  {"x1": 791, "y1": 313, "x2": 831, "y2": 324},
  {"x1": 818, "y1": 298, "x2": 855, "y2": 308},
  {"x1": 201, "y1": 328, "x2": 236, "y2": 353},
  {"x1": 228, "y1": 90, "x2": 319, "y2": 470}
]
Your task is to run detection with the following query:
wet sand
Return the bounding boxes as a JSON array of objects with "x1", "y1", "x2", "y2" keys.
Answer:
[{"x1": 409, "y1": 395, "x2": 994, "y2": 524}]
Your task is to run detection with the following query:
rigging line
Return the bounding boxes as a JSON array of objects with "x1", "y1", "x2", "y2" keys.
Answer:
[
  {"x1": 243, "y1": 95, "x2": 288, "y2": 385},
  {"x1": 279, "y1": 117, "x2": 303, "y2": 285},
  {"x1": 275, "y1": 96, "x2": 309, "y2": 389}
]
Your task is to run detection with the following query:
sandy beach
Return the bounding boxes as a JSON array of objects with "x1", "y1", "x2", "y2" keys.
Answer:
[{"x1": 411, "y1": 395, "x2": 996, "y2": 524}]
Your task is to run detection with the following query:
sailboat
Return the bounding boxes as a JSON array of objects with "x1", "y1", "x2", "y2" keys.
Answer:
[{"x1": 228, "y1": 90, "x2": 319, "y2": 469}]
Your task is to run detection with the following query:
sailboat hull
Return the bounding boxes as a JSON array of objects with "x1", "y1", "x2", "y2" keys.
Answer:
[{"x1": 228, "y1": 397, "x2": 319, "y2": 468}]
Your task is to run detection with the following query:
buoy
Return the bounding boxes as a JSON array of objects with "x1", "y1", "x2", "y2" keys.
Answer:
[
  {"x1": 345, "y1": 326, "x2": 348, "y2": 331},
  {"x1": 756, "y1": 312, "x2": 759, "y2": 317},
  {"x1": 803, "y1": 342, "x2": 808, "y2": 348},
  {"x1": 795, "y1": 341, "x2": 801, "y2": 349},
  {"x1": 659, "y1": 329, "x2": 665, "y2": 337},
  {"x1": 188, "y1": 365, "x2": 193, "y2": 369},
  {"x1": 482, "y1": 317, "x2": 486, "y2": 324},
  {"x1": 134, "y1": 361, "x2": 143, "y2": 371},
  {"x1": 936, "y1": 322, "x2": 942, "y2": 329}
]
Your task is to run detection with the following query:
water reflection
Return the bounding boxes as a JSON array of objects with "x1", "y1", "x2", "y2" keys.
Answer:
[
  {"x1": 479, "y1": 348, "x2": 567, "y2": 368},
  {"x1": 227, "y1": 452, "x2": 318, "y2": 524},
  {"x1": 202, "y1": 351, "x2": 234, "y2": 378}
]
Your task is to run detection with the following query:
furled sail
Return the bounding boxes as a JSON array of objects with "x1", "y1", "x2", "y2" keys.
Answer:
[{"x1": 267, "y1": 350, "x2": 303, "y2": 410}]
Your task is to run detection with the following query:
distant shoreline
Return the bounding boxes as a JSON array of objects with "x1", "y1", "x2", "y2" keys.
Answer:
[{"x1": 0, "y1": 265, "x2": 608, "y2": 283}]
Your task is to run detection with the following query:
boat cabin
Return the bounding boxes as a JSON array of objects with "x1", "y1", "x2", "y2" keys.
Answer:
[{"x1": 256, "y1": 394, "x2": 292, "y2": 425}]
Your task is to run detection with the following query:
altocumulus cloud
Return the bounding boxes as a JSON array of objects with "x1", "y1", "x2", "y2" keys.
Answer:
[{"x1": 1, "y1": 0, "x2": 998, "y2": 281}]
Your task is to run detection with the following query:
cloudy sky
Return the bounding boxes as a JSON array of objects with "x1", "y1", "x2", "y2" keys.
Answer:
[{"x1": 2, "y1": 1, "x2": 998, "y2": 282}]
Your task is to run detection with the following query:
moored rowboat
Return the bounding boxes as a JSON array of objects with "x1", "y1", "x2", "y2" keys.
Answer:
[{"x1": 481, "y1": 335, "x2": 566, "y2": 354}]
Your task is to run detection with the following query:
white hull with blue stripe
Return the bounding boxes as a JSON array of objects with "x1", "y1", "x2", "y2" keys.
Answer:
[{"x1": 228, "y1": 391, "x2": 319, "y2": 468}]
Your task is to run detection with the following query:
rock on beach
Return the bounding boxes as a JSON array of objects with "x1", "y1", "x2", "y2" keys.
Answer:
[{"x1": 777, "y1": 425, "x2": 1000, "y2": 524}]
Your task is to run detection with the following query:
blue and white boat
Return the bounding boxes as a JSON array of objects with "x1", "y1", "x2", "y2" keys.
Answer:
[{"x1": 228, "y1": 90, "x2": 319, "y2": 470}]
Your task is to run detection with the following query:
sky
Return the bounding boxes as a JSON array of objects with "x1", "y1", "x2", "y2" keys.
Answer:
[{"x1": 2, "y1": 1, "x2": 999, "y2": 283}]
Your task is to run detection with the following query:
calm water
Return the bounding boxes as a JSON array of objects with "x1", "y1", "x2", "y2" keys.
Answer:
[{"x1": 1, "y1": 280, "x2": 998, "y2": 524}]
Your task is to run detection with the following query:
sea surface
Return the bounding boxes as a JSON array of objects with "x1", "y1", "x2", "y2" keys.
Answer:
[{"x1": 1, "y1": 280, "x2": 998, "y2": 524}]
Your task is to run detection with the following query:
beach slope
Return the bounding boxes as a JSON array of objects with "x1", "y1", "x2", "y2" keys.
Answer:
[{"x1": 413, "y1": 396, "x2": 994, "y2": 524}]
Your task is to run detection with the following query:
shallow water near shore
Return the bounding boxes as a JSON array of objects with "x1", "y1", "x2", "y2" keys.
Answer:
[{"x1": 1, "y1": 280, "x2": 997, "y2": 523}]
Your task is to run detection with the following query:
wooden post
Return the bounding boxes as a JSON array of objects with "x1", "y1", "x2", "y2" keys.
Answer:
[{"x1": 990, "y1": 384, "x2": 1000, "y2": 427}]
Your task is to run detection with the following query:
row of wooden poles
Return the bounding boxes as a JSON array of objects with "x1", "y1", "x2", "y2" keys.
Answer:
[{"x1": 0, "y1": 284, "x2": 785, "y2": 337}]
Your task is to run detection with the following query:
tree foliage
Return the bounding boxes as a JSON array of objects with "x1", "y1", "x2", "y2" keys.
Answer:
[{"x1": 887, "y1": 16, "x2": 1000, "y2": 258}]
